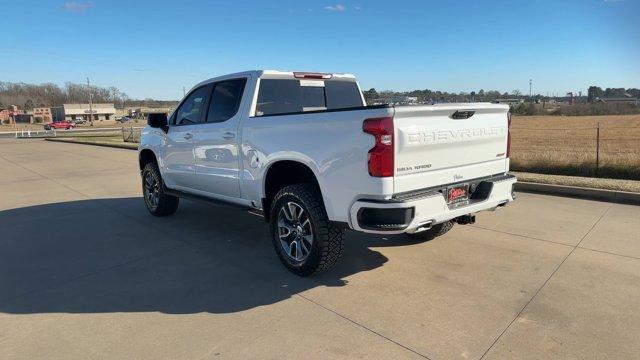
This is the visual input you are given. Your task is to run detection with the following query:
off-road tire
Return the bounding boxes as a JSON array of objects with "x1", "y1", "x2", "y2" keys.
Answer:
[
  {"x1": 270, "y1": 184, "x2": 344, "y2": 277},
  {"x1": 142, "y1": 162, "x2": 179, "y2": 217},
  {"x1": 406, "y1": 221, "x2": 454, "y2": 241}
]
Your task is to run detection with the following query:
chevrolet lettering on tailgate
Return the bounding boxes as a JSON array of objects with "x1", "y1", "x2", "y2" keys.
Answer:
[{"x1": 407, "y1": 126, "x2": 505, "y2": 145}]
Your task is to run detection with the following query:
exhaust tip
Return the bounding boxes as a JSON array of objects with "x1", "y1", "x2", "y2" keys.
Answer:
[{"x1": 412, "y1": 221, "x2": 433, "y2": 234}]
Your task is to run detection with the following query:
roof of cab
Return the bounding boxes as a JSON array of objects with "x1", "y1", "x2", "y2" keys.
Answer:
[
  {"x1": 259, "y1": 70, "x2": 357, "y2": 79},
  {"x1": 193, "y1": 70, "x2": 356, "y2": 88}
]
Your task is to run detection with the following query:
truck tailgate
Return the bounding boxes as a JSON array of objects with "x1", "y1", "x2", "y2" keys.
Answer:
[{"x1": 393, "y1": 104, "x2": 510, "y2": 193}]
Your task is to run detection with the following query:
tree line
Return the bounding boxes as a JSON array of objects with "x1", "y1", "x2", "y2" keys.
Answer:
[
  {"x1": 587, "y1": 86, "x2": 640, "y2": 102},
  {"x1": 0, "y1": 82, "x2": 177, "y2": 111},
  {"x1": 363, "y1": 87, "x2": 640, "y2": 105},
  {"x1": 362, "y1": 88, "x2": 512, "y2": 104},
  {"x1": 2, "y1": 81, "x2": 636, "y2": 113}
]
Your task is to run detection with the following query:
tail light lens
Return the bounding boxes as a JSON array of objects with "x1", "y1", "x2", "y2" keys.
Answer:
[
  {"x1": 363, "y1": 117, "x2": 394, "y2": 177},
  {"x1": 506, "y1": 112, "x2": 512, "y2": 158},
  {"x1": 293, "y1": 72, "x2": 332, "y2": 79}
]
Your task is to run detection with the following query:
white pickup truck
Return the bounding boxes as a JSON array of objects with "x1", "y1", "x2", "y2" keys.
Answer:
[{"x1": 139, "y1": 70, "x2": 516, "y2": 276}]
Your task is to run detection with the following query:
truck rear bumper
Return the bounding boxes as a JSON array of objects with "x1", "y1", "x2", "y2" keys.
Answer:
[{"x1": 349, "y1": 174, "x2": 516, "y2": 234}]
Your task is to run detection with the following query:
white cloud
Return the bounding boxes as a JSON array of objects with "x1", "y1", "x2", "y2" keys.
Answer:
[
  {"x1": 324, "y1": 4, "x2": 346, "y2": 12},
  {"x1": 63, "y1": 1, "x2": 93, "y2": 13}
]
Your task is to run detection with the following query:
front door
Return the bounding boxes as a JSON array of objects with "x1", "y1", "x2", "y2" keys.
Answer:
[
  {"x1": 161, "y1": 85, "x2": 210, "y2": 189},
  {"x1": 193, "y1": 78, "x2": 247, "y2": 198}
]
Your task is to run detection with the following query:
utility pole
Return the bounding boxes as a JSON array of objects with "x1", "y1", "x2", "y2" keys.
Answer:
[
  {"x1": 595, "y1": 122, "x2": 600, "y2": 176},
  {"x1": 87, "y1": 77, "x2": 93, "y2": 126},
  {"x1": 529, "y1": 79, "x2": 532, "y2": 101}
]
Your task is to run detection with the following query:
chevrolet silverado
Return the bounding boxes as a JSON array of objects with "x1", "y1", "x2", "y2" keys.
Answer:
[{"x1": 139, "y1": 70, "x2": 516, "y2": 276}]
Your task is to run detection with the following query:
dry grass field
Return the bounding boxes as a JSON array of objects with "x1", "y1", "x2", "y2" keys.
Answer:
[
  {"x1": 4, "y1": 113, "x2": 639, "y2": 180},
  {"x1": 510, "y1": 115, "x2": 640, "y2": 179}
]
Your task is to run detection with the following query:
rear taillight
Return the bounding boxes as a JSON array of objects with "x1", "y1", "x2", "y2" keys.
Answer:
[
  {"x1": 363, "y1": 117, "x2": 394, "y2": 177},
  {"x1": 506, "y1": 112, "x2": 512, "y2": 158}
]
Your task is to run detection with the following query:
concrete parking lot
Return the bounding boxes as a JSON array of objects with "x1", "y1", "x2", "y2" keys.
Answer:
[{"x1": 1, "y1": 139, "x2": 638, "y2": 359}]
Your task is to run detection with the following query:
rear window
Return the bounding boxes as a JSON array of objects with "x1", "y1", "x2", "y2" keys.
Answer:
[{"x1": 256, "y1": 79, "x2": 363, "y2": 116}]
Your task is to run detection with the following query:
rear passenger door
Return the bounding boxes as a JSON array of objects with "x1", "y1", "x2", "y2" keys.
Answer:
[{"x1": 192, "y1": 78, "x2": 248, "y2": 198}]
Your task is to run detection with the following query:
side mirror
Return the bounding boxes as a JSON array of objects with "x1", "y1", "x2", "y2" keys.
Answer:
[{"x1": 148, "y1": 113, "x2": 169, "y2": 133}]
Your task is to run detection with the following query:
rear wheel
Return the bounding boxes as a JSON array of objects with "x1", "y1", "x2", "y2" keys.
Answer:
[
  {"x1": 142, "y1": 162, "x2": 179, "y2": 216},
  {"x1": 406, "y1": 221, "x2": 454, "y2": 241},
  {"x1": 270, "y1": 184, "x2": 344, "y2": 276}
]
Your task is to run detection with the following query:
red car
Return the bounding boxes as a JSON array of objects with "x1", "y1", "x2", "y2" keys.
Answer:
[{"x1": 44, "y1": 121, "x2": 75, "y2": 130}]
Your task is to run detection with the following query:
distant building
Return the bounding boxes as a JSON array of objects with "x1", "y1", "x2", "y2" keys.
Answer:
[
  {"x1": 0, "y1": 105, "x2": 21, "y2": 124},
  {"x1": 594, "y1": 97, "x2": 639, "y2": 105},
  {"x1": 51, "y1": 103, "x2": 116, "y2": 122},
  {"x1": 32, "y1": 107, "x2": 52, "y2": 123},
  {"x1": 392, "y1": 96, "x2": 418, "y2": 104},
  {"x1": 128, "y1": 107, "x2": 174, "y2": 119},
  {"x1": 494, "y1": 99, "x2": 524, "y2": 106},
  {"x1": 372, "y1": 96, "x2": 419, "y2": 105},
  {"x1": 0, "y1": 110, "x2": 8, "y2": 124},
  {"x1": 14, "y1": 114, "x2": 34, "y2": 124},
  {"x1": 0, "y1": 109, "x2": 9, "y2": 123}
]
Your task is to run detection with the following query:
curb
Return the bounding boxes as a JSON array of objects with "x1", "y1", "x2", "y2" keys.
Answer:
[
  {"x1": 515, "y1": 181, "x2": 640, "y2": 205},
  {"x1": 45, "y1": 138, "x2": 138, "y2": 150}
]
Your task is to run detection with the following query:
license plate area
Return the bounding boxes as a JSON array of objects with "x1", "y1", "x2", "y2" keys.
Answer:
[{"x1": 447, "y1": 184, "x2": 469, "y2": 206}]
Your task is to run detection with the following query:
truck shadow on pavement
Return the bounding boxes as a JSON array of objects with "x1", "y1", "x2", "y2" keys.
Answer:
[{"x1": 0, "y1": 197, "x2": 430, "y2": 315}]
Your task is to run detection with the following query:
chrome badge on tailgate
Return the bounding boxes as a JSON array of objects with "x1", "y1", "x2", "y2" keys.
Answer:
[{"x1": 407, "y1": 126, "x2": 504, "y2": 145}]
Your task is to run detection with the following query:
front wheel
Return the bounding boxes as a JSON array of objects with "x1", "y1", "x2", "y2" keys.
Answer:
[
  {"x1": 270, "y1": 184, "x2": 344, "y2": 276},
  {"x1": 142, "y1": 162, "x2": 179, "y2": 216}
]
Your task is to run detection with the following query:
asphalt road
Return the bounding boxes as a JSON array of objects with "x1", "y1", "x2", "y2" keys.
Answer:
[{"x1": 1, "y1": 139, "x2": 638, "y2": 359}]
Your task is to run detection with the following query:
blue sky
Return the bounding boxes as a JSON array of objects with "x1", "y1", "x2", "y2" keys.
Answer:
[{"x1": 2, "y1": 0, "x2": 638, "y2": 100}]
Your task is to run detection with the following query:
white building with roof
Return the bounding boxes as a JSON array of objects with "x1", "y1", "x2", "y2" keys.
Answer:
[{"x1": 51, "y1": 103, "x2": 116, "y2": 122}]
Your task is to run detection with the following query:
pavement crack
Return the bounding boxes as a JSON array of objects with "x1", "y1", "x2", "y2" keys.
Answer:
[
  {"x1": 478, "y1": 204, "x2": 613, "y2": 359},
  {"x1": 469, "y1": 225, "x2": 574, "y2": 248},
  {"x1": 576, "y1": 246, "x2": 640, "y2": 261},
  {"x1": 471, "y1": 221, "x2": 638, "y2": 261},
  {"x1": 295, "y1": 293, "x2": 432, "y2": 359}
]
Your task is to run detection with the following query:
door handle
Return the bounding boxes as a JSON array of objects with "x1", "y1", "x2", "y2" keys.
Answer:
[
  {"x1": 222, "y1": 132, "x2": 236, "y2": 140},
  {"x1": 184, "y1": 132, "x2": 193, "y2": 140}
]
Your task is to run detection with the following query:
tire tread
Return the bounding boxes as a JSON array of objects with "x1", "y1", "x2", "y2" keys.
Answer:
[
  {"x1": 143, "y1": 162, "x2": 179, "y2": 217},
  {"x1": 271, "y1": 183, "x2": 344, "y2": 276}
]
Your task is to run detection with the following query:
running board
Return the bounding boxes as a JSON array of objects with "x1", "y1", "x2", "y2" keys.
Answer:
[{"x1": 164, "y1": 188, "x2": 263, "y2": 217}]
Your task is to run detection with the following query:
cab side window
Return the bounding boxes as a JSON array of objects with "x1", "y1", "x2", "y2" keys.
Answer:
[
  {"x1": 175, "y1": 86, "x2": 210, "y2": 125},
  {"x1": 207, "y1": 78, "x2": 247, "y2": 123}
]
